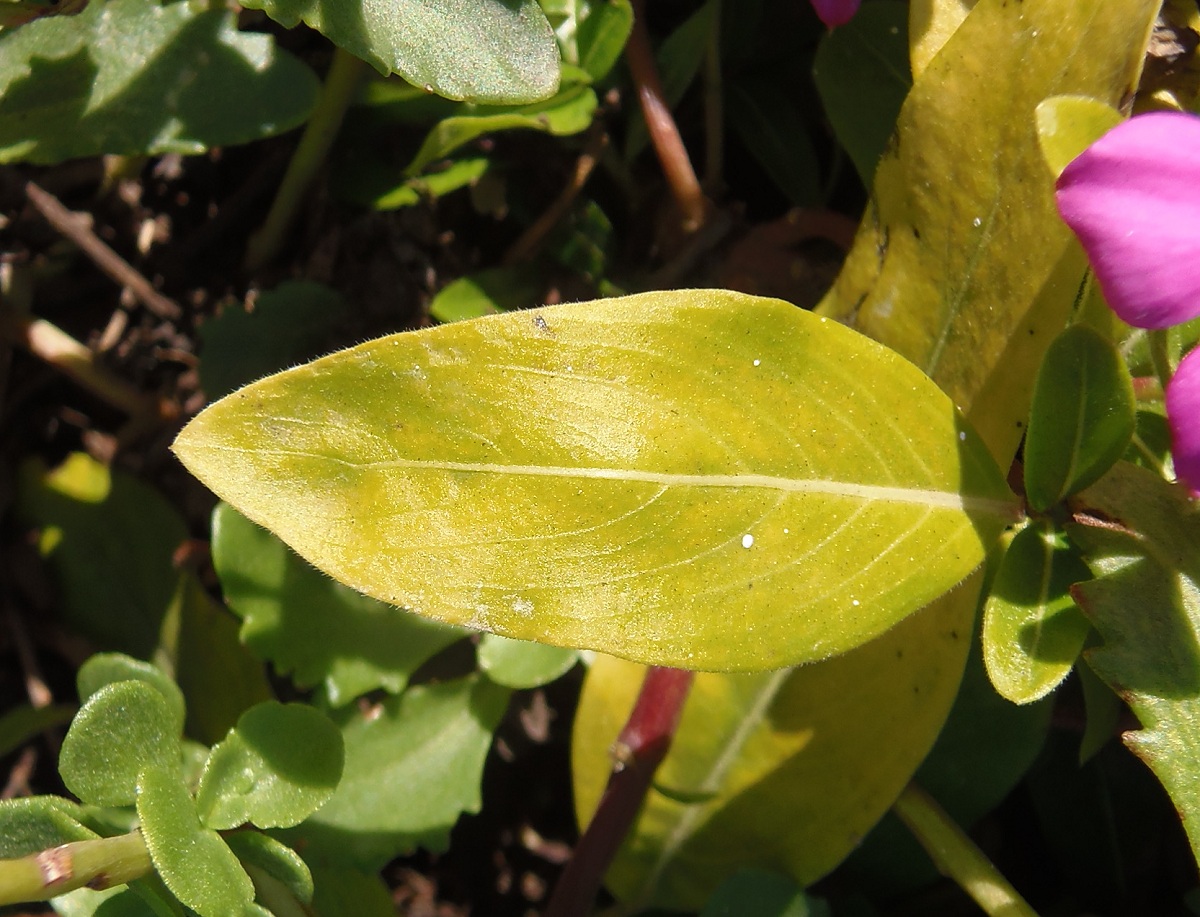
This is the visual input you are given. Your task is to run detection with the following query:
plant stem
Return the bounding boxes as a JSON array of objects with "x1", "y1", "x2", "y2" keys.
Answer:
[
  {"x1": 244, "y1": 48, "x2": 368, "y2": 273},
  {"x1": 1148, "y1": 328, "x2": 1176, "y2": 393},
  {"x1": 544, "y1": 666, "x2": 695, "y2": 917},
  {"x1": 893, "y1": 783, "x2": 1039, "y2": 917},
  {"x1": 24, "y1": 180, "x2": 181, "y2": 322},
  {"x1": 0, "y1": 312, "x2": 167, "y2": 421},
  {"x1": 0, "y1": 830, "x2": 153, "y2": 906},
  {"x1": 626, "y1": 0, "x2": 709, "y2": 232}
]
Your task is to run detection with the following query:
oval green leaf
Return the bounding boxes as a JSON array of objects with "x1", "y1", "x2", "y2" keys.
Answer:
[
  {"x1": 983, "y1": 522, "x2": 1092, "y2": 703},
  {"x1": 240, "y1": 0, "x2": 558, "y2": 104},
  {"x1": 59, "y1": 681, "x2": 179, "y2": 808},
  {"x1": 224, "y1": 831, "x2": 314, "y2": 905},
  {"x1": 1024, "y1": 324, "x2": 1136, "y2": 511},
  {"x1": 477, "y1": 633, "x2": 579, "y2": 689},
  {"x1": 213, "y1": 503, "x2": 466, "y2": 706},
  {"x1": 0, "y1": 0, "x2": 318, "y2": 164},
  {"x1": 173, "y1": 290, "x2": 1015, "y2": 672},
  {"x1": 76, "y1": 653, "x2": 185, "y2": 737},
  {"x1": 1035, "y1": 95, "x2": 1124, "y2": 179},
  {"x1": 1068, "y1": 463, "x2": 1200, "y2": 868},
  {"x1": 136, "y1": 767, "x2": 255, "y2": 917},
  {"x1": 196, "y1": 702, "x2": 343, "y2": 831}
]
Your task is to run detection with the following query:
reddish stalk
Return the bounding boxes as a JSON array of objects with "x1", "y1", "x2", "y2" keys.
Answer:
[
  {"x1": 627, "y1": 0, "x2": 710, "y2": 232},
  {"x1": 544, "y1": 665, "x2": 695, "y2": 917}
]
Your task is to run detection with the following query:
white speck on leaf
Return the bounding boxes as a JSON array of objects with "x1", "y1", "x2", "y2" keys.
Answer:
[{"x1": 742, "y1": 534, "x2": 754, "y2": 549}]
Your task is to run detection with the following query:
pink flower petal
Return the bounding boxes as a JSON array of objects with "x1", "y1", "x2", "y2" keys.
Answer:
[
  {"x1": 809, "y1": 0, "x2": 860, "y2": 28},
  {"x1": 1167, "y1": 346, "x2": 1200, "y2": 497},
  {"x1": 1056, "y1": 111, "x2": 1200, "y2": 330}
]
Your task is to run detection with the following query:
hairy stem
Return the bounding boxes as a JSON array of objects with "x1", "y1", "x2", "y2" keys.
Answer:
[
  {"x1": 244, "y1": 48, "x2": 368, "y2": 272},
  {"x1": 894, "y1": 783, "x2": 1039, "y2": 917},
  {"x1": 0, "y1": 830, "x2": 153, "y2": 906},
  {"x1": 626, "y1": 0, "x2": 709, "y2": 231},
  {"x1": 544, "y1": 666, "x2": 695, "y2": 917}
]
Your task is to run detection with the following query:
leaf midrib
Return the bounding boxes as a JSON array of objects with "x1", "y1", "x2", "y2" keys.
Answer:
[{"x1": 191, "y1": 444, "x2": 1016, "y2": 516}]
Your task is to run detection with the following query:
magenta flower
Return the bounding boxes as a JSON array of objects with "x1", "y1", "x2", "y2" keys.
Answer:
[
  {"x1": 1055, "y1": 110, "x2": 1200, "y2": 496},
  {"x1": 1167, "y1": 347, "x2": 1200, "y2": 497},
  {"x1": 809, "y1": 0, "x2": 860, "y2": 28},
  {"x1": 1055, "y1": 111, "x2": 1200, "y2": 330}
]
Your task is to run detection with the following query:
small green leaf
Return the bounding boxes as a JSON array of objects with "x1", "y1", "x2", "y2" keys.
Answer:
[
  {"x1": 224, "y1": 832, "x2": 314, "y2": 904},
  {"x1": 334, "y1": 155, "x2": 490, "y2": 210},
  {"x1": 404, "y1": 82, "x2": 596, "y2": 176},
  {"x1": 477, "y1": 633, "x2": 579, "y2": 688},
  {"x1": 15, "y1": 453, "x2": 186, "y2": 659},
  {"x1": 60, "y1": 682, "x2": 179, "y2": 808},
  {"x1": 77, "y1": 653, "x2": 184, "y2": 736},
  {"x1": 0, "y1": 0, "x2": 318, "y2": 164},
  {"x1": 574, "y1": 0, "x2": 632, "y2": 81},
  {"x1": 812, "y1": 1, "x2": 910, "y2": 186},
  {"x1": 0, "y1": 703, "x2": 76, "y2": 759},
  {"x1": 700, "y1": 869, "x2": 829, "y2": 917},
  {"x1": 288, "y1": 676, "x2": 510, "y2": 869},
  {"x1": 429, "y1": 265, "x2": 545, "y2": 323},
  {"x1": 200, "y1": 282, "x2": 352, "y2": 401},
  {"x1": 241, "y1": 0, "x2": 559, "y2": 104},
  {"x1": 196, "y1": 702, "x2": 343, "y2": 831},
  {"x1": 1024, "y1": 325, "x2": 1135, "y2": 511},
  {"x1": 213, "y1": 504, "x2": 465, "y2": 705},
  {"x1": 174, "y1": 291, "x2": 1015, "y2": 672},
  {"x1": 1068, "y1": 462, "x2": 1200, "y2": 867},
  {"x1": 0, "y1": 796, "x2": 94, "y2": 857},
  {"x1": 136, "y1": 767, "x2": 255, "y2": 917},
  {"x1": 983, "y1": 522, "x2": 1092, "y2": 703},
  {"x1": 1035, "y1": 95, "x2": 1124, "y2": 179}
]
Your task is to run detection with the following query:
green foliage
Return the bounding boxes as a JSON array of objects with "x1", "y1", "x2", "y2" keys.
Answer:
[
  {"x1": 983, "y1": 523, "x2": 1093, "y2": 703},
  {"x1": 213, "y1": 503, "x2": 466, "y2": 705},
  {"x1": 286, "y1": 676, "x2": 511, "y2": 869},
  {"x1": 1023, "y1": 324, "x2": 1136, "y2": 511},
  {"x1": 0, "y1": 0, "x2": 318, "y2": 163},
  {"x1": 15, "y1": 453, "x2": 186, "y2": 658},
  {"x1": 60, "y1": 681, "x2": 179, "y2": 808},
  {"x1": 477, "y1": 633, "x2": 579, "y2": 689},
  {"x1": 240, "y1": 0, "x2": 559, "y2": 103},
  {"x1": 812, "y1": 1, "x2": 910, "y2": 185},
  {"x1": 199, "y1": 282, "x2": 352, "y2": 401},
  {"x1": 1069, "y1": 462, "x2": 1200, "y2": 867},
  {"x1": 196, "y1": 703, "x2": 343, "y2": 830},
  {"x1": 173, "y1": 290, "x2": 1014, "y2": 672}
]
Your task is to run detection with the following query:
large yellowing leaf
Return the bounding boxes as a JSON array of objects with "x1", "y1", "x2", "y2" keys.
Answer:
[
  {"x1": 174, "y1": 290, "x2": 1014, "y2": 672},
  {"x1": 573, "y1": 579, "x2": 977, "y2": 910},
  {"x1": 818, "y1": 0, "x2": 1158, "y2": 467}
]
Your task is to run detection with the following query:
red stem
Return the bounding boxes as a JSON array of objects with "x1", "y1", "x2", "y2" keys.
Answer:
[
  {"x1": 626, "y1": 0, "x2": 709, "y2": 232},
  {"x1": 544, "y1": 666, "x2": 695, "y2": 917}
]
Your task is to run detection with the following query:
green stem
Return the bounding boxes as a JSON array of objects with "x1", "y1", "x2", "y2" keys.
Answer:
[
  {"x1": 1148, "y1": 328, "x2": 1176, "y2": 393},
  {"x1": 893, "y1": 783, "x2": 1039, "y2": 917},
  {"x1": 244, "y1": 47, "x2": 368, "y2": 272},
  {"x1": 0, "y1": 830, "x2": 153, "y2": 906}
]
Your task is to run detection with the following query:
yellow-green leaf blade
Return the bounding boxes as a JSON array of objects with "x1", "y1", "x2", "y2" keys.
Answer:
[{"x1": 174, "y1": 290, "x2": 1015, "y2": 672}]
